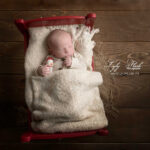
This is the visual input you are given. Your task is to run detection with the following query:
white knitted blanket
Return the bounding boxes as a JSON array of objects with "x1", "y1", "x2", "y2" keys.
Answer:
[
  {"x1": 24, "y1": 24, "x2": 108, "y2": 133},
  {"x1": 31, "y1": 69, "x2": 108, "y2": 133}
]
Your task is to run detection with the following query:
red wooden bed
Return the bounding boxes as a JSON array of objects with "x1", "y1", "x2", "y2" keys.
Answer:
[{"x1": 15, "y1": 13, "x2": 108, "y2": 143}]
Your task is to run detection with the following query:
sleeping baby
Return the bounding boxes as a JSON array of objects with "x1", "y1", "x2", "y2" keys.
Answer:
[{"x1": 37, "y1": 29, "x2": 87, "y2": 76}]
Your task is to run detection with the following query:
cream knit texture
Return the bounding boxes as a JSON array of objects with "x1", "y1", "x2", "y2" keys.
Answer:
[{"x1": 24, "y1": 24, "x2": 108, "y2": 133}]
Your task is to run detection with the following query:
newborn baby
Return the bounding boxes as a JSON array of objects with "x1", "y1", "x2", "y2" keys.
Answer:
[{"x1": 37, "y1": 29, "x2": 87, "y2": 76}]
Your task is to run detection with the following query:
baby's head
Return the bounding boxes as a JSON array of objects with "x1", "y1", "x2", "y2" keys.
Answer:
[{"x1": 47, "y1": 29, "x2": 74, "y2": 59}]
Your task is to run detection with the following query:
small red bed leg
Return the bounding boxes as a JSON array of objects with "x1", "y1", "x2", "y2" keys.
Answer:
[
  {"x1": 97, "y1": 128, "x2": 109, "y2": 136},
  {"x1": 21, "y1": 132, "x2": 32, "y2": 143}
]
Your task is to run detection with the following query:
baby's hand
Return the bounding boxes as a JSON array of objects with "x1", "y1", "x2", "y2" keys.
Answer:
[
  {"x1": 38, "y1": 65, "x2": 50, "y2": 76},
  {"x1": 63, "y1": 56, "x2": 72, "y2": 67}
]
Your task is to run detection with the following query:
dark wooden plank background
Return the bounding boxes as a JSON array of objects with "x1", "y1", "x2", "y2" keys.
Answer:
[{"x1": 0, "y1": 0, "x2": 150, "y2": 149}]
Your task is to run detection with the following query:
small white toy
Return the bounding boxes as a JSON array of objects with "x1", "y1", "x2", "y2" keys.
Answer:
[{"x1": 46, "y1": 57, "x2": 53, "y2": 73}]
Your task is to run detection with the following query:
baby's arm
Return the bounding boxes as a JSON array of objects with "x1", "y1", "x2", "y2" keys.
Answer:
[{"x1": 36, "y1": 57, "x2": 51, "y2": 76}]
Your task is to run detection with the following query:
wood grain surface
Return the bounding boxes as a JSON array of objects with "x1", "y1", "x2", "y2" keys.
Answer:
[
  {"x1": 0, "y1": 0, "x2": 150, "y2": 148},
  {"x1": 0, "y1": 0, "x2": 150, "y2": 10},
  {"x1": 1, "y1": 11, "x2": 150, "y2": 42}
]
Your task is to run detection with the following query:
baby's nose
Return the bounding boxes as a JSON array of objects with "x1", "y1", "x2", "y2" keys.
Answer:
[{"x1": 65, "y1": 48, "x2": 68, "y2": 52}]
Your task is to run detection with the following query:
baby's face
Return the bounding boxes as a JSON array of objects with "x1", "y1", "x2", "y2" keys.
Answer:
[{"x1": 47, "y1": 30, "x2": 74, "y2": 59}]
